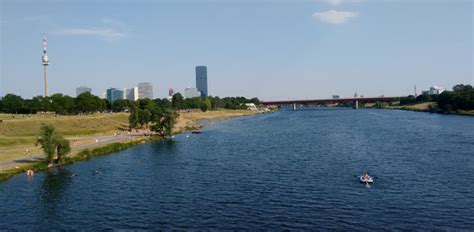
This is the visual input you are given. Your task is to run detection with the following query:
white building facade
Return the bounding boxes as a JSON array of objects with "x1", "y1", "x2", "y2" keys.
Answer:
[{"x1": 184, "y1": 87, "x2": 201, "y2": 99}]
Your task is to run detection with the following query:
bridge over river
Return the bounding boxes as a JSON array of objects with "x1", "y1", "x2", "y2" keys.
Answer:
[{"x1": 261, "y1": 97, "x2": 399, "y2": 109}]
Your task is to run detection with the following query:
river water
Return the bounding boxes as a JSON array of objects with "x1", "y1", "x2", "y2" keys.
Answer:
[{"x1": 1, "y1": 108, "x2": 473, "y2": 230}]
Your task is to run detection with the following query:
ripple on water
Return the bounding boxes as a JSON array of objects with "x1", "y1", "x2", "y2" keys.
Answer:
[{"x1": 0, "y1": 109, "x2": 473, "y2": 230}]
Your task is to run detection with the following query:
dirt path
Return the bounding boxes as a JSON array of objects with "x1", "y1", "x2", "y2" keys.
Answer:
[{"x1": 0, "y1": 133, "x2": 143, "y2": 172}]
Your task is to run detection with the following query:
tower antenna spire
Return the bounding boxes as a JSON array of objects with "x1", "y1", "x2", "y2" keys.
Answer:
[{"x1": 42, "y1": 34, "x2": 49, "y2": 97}]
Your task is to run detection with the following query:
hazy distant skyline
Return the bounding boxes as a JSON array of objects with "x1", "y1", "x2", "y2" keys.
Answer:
[{"x1": 1, "y1": 0, "x2": 472, "y2": 100}]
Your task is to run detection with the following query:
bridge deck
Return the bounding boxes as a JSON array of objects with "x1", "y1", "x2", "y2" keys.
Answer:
[{"x1": 261, "y1": 97, "x2": 398, "y2": 105}]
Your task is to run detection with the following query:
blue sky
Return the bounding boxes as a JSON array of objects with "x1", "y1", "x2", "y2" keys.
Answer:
[{"x1": 1, "y1": 0, "x2": 472, "y2": 100}]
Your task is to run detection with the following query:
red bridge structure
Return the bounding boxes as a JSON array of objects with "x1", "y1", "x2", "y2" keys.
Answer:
[{"x1": 261, "y1": 97, "x2": 399, "y2": 110}]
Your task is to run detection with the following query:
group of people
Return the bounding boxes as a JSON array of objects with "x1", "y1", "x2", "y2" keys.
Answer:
[{"x1": 361, "y1": 172, "x2": 372, "y2": 183}]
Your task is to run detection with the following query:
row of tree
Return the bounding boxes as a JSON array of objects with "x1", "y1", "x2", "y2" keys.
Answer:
[
  {"x1": 128, "y1": 98, "x2": 178, "y2": 137},
  {"x1": 437, "y1": 84, "x2": 473, "y2": 112},
  {"x1": 0, "y1": 92, "x2": 107, "y2": 114},
  {"x1": 399, "y1": 84, "x2": 473, "y2": 112},
  {"x1": 171, "y1": 94, "x2": 260, "y2": 111},
  {"x1": 0, "y1": 92, "x2": 261, "y2": 115}
]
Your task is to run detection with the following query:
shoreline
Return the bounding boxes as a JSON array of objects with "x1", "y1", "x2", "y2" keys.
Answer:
[
  {"x1": 0, "y1": 109, "x2": 265, "y2": 181},
  {"x1": 381, "y1": 102, "x2": 474, "y2": 116}
]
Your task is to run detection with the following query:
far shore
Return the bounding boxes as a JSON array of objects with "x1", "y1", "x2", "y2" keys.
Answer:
[{"x1": 0, "y1": 109, "x2": 264, "y2": 180}]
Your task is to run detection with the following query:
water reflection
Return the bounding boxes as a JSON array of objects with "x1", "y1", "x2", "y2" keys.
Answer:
[
  {"x1": 152, "y1": 139, "x2": 177, "y2": 153},
  {"x1": 39, "y1": 168, "x2": 73, "y2": 219}
]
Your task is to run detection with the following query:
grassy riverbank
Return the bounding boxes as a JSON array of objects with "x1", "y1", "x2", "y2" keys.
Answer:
[
  {"x1": 0, "y1": 109, "x2": 262, "y2": 181},
  {"x1": 385, "y1": 102, "x2": 474, "y2": 116}
]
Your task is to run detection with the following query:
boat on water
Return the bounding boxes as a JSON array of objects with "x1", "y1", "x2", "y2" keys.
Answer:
[
  {"x1": 359, "y1": 175, "x2": 374, "y2": 183},
  {"x1": 192, "y1": 128, "x2": 201, "y2": 134}
]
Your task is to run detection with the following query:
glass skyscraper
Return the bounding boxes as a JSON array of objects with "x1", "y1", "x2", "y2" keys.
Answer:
[
  {"x1": 106, "y1": 88, "x2": 124, "y2": 102},
  {"x1": 195, "y1": 66, "x2": 208, "y2": 97}
]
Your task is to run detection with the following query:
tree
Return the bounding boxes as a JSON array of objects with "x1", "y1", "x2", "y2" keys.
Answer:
[
  {"x1": 128, "y1": 104, "x2": 140, "y2": 129},
  {"x1": 35, "y1": 124, "x2": 71, "y2": 164},
  {"x1": 29, "y1": 96, "x2": 52, "y2": 113},
  {"x1": 112, "y1": 99, "x2": 130, "y2": 112},
  {"x1": 2, "y1": 94, "x2": 25, "y2": 114},
  {"x1": 51, "y1": 94, "x2": 75, "y2": 114},
  {"x1": 35, "y1": 124, "x2": 57, "y2": 163},
  {"x1": 150, "y1": 109, "x2": 178, "y2": 137},
  {"x1": 453, "y1": 84, "x2": 473, "y2": 92},
  {"x1": 54, "y1": 136, "x2": 71, "y2": 164},
  {"x1": 201, "y1": 97, "x2": 212, "y2": 112},
  {"x1": 416, "y1": 93, "x2": 431, "y2": 103},
  {"x1": 138, "y1": 109, "x2": 152, "y2": 128},
  {"x1": 76, "y1": 92, "x2": 103, "y2": 113},
  {"x1": 172, "y1": 93, "x2": 184, "y2": 109}
]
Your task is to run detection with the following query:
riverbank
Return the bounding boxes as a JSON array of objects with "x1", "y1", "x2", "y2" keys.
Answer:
[
  {"x1": 0, "y1": 109, "x2": 263, "y2": 181},
  {"x1": 384, "y1": 102, "x2": 474, "y2": 116}
]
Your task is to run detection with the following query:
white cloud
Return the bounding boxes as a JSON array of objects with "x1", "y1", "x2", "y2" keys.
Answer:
[
  {"x1": 57, "y1": 28, "x2": 125, "y2": 40},
  {"x1": 312, "y1": 10, "x2": 358, "y2": 24},
  {"x1": 323, "y1": 0, "x2": 362, "y2": 6},
  {"x1": 55, "y1": 18, "x2": 126, "y2": 41}
]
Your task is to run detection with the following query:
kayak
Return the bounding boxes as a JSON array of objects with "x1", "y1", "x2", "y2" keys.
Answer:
[{"x1": 359, "y1": 176, "x2": 374, "y2": 183}]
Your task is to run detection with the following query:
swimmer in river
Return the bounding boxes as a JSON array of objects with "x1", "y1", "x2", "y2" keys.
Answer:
[{"x1": 26, "y1": 169, "x2": 34, "y2": 176}]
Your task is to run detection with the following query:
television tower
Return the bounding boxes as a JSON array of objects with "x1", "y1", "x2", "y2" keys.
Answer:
[{"x1": 42, "y1": 34, "x2": 49, "y2": 97}]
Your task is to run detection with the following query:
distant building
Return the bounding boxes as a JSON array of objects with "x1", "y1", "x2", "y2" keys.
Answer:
[
  {"x1": 169, "y1": 88, "x2": 174, "y2": 97},
  {"x1": 244, "y1": 103, "x2": 258, "y2": 111},
  {"x1": 184, "y1": 87, "x2": 201, "y2": 99},
  {"x1": 106, "y1": 88, "x2": 124, "y2": 102},
  {"x1": 138, "y1": 82, "x2": 153, "y2": 99},
  {"x1": 429, "y1": 86, "x2": 445, "y2": 95},
  {"x1": 76, "y1": 86, "x2": 92, "y2": 96},
  {"x1": 195, "y1": 66, "x2": 208, "y2": 97},
  {"x1": 332, "y1": 95, "x2": 340, "y2": 99},
  {"x1": 124, "y1": 87, "x2": 139, "y2": 101},
  {"x1": 422, "y1": 86, "x2": 445, "y2": 95}
]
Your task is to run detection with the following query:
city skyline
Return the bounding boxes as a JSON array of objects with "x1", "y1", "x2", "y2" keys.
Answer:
[{"x1": 1, "y1": 0, "x2": 472, "y2": 100}]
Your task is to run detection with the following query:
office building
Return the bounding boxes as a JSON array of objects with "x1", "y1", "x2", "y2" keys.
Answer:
[
  {"x1": 76, "y1": 86, "x2": 92, "y2": 96},
  {"x1": 195, "y1": 66, "x2": 208, "y2": 97},
  {"x1": 169, "y1": 88, "x2": 174, "y2": 97},
  {"x1": 106, "y1": 88, "x2": 124, "y2": 102},
  {"x1": 184, "y1": 87, "x2": 201, "y2": 99},
  {"x1": 138, "y1": 82, "x2": 153, "y2": 99},
  {"x1": 124, "y1": 87, "x2": 139, "y2": 101},
  {"x1": 422, "y1": 86, "x2": 445, "y2": 95},
  {"x1": 429, "y1": 86, "x2": 445, "y2": 95}
]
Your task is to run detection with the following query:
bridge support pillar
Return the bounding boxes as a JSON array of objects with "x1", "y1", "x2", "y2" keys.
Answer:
[
  {"x1": 353, "y1": 100, "x2": 359, "y2": 109},
  {"x1": 292, "y1": 103, "x2": 297, "y2": 111}
]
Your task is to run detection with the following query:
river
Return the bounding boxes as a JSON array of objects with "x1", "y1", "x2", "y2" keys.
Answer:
[{"x1": 1, "y1": 108, "x2": 473, "y2": 230}]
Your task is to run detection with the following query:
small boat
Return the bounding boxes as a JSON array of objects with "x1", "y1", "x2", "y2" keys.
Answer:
[
  {"x1": 359, "y1": 175, "x2": 374, "y2": 183},
  {"x1": 191, "y1": 129, "x2": 201, "y2": 134}
]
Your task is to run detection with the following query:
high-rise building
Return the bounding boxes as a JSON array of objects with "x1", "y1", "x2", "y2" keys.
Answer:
[
  {"x1": 195, "y1": 66, "x2": 208, "y2": 97},
  {"x1": 106, "y1": 88, "x2": 124, "y2": 102},
  {"x1": 138, "y1": 82, "x2": 153, "y2": 99},
  {"x1": 124, "y1": 87, "x2": 139, "y2": 101},
  {"x1": 184, "y1": 87, "x2": 201, "y2": 99},
  {"x1": 169, "y1": 88, "x2": 174, "y2": 97},
  {"x1": 76, "y1": 86, "x2": 92, "y2": 96}
]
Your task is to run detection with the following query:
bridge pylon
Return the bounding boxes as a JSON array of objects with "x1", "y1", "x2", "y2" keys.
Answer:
[{"x1": 353, "y1": 100, "x2": 359, "y2": 109}]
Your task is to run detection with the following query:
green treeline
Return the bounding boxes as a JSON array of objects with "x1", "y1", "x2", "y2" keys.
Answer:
[
  {"x1": 399, "y1": 84, "x2": 473, "y2": 113},
  {"x1": 0, "y1": 92, "x2": 261, "y2": 115}
]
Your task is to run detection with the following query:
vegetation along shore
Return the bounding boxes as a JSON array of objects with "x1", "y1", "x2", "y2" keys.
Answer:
[
  {"x1": 386, "y1": 84, "x2": 474, "y2": 116},
  {"x1": 0, "y1": 93, "x2": 270, "y2": 181}
]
